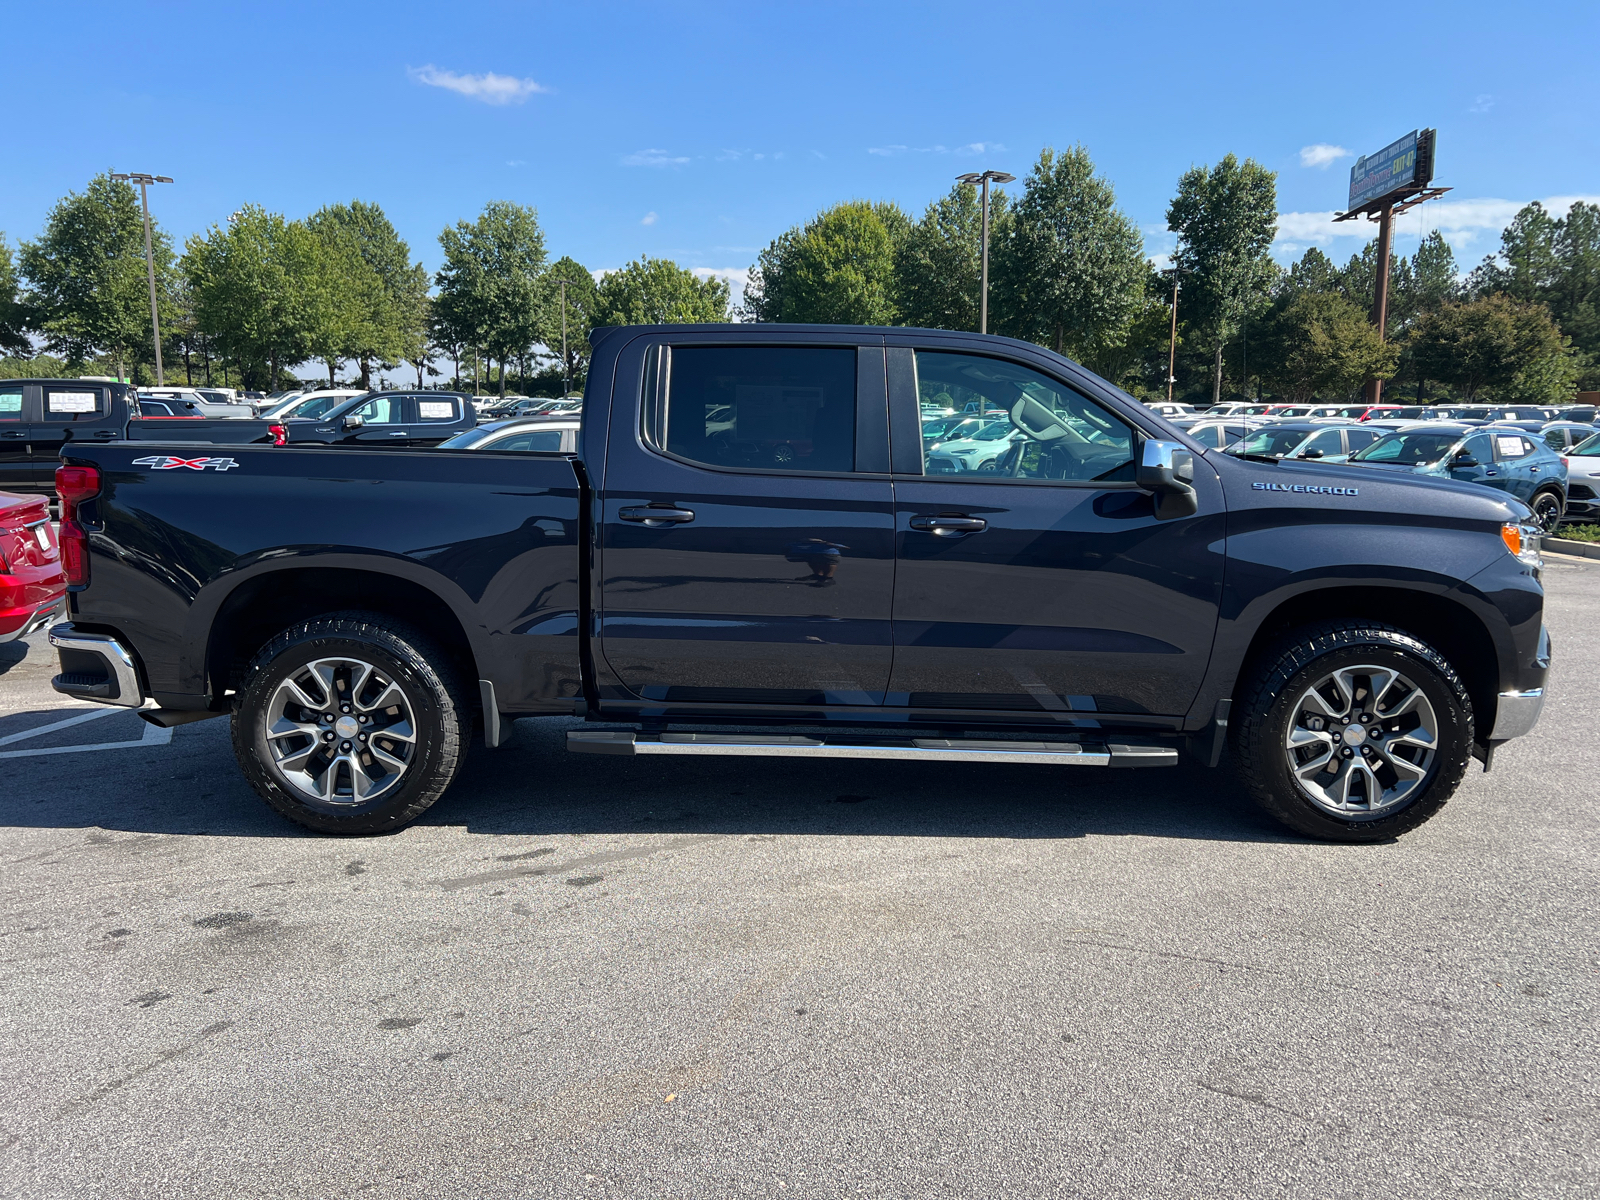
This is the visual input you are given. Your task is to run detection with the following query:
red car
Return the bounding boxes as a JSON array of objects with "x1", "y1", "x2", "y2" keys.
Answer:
[{"x1": 0, "y1": 491, "x2": 66, "y2": 643}]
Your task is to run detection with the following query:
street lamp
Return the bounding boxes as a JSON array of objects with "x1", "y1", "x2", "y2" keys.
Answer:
[
  {"x1": 955, "y1": 170, "x2": 1015, "y2": 334},
  {"x1": 110, "y1": 173, "x2": 173, "y2": 386}
]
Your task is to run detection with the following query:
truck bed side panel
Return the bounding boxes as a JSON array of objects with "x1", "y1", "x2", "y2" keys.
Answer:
[{"x1": 65, "y1": 443, "x2": 585, "y2": 711}]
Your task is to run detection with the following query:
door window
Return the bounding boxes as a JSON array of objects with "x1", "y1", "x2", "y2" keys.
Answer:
[
  {"x1": 416, "y1": 397, "x2": 458, "y2": 422},
  {"x1": 915, "y1": 351, "x2": 1132, "y2": 482},
  {"x1": 1345, "y1": 428, "x2": 1381, "y2": 452},
  {"x1": 1296, "y1": 428, "x2": 1344, "y2": 458},
  {"x1": 350, "y1": 396, "x2": 401, "y2": 424},
  {"x1": 1461, "y1": 433, "x2": 1493, "y2": 463},
  {"x1": 662, "y1": 346, "x2": 856, "y2": 473},
  {"x1": 43, "y1": 386, "x2": 104, "y2": 421},
  {"x1": 0, "y1": 390, "x2": 21, "y2": 421},
  {"x1": 1493, "y1": 433, "x2": 1530, "y2": 461}
]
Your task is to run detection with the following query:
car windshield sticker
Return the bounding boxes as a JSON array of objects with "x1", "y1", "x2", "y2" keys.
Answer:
[
  {"x1": 418, "y1": 401, "x2": 454, "y2": 419},
  {"x1": 0, "y1": 392, "x2": 20, "y2": 414},
  {"x1": 132, "y1": 455, "x2": 240, "y2": 471},
  {"x1": 1496, "y1": 436, "x2": 1524, "y2": 458},
  {"x1": 48, "y1": 391, "x2": 97, "y2": 413}
]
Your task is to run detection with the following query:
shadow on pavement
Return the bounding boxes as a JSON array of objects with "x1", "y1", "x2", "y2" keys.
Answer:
[
  {"x1": 0, "y1": 712, "x2": 1296, "y2": 845},
  {"x1": 0, "y1": 639, "x2": 29, "y2": 675}
]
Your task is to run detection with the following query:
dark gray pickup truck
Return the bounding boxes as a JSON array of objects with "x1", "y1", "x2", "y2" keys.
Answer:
[{"x1": 44, "y1": 325, "x2": 1549, "y2": 842}]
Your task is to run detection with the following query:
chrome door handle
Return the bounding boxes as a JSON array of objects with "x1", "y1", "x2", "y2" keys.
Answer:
[
  {"x1": 387, "y1": 431, "x2": 408, "y2": 437},
  {"x1": 909, "y1": 514, "x2": 988, "y2": 536},
  {"x1": 619, "y1": 505, "x2": 695, "y2": 526}
]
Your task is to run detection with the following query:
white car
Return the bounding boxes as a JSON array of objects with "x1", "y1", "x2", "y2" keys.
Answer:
[
  {"x1": 138, "y1": 388, "x2": 253, "y2": 419},
  {"x1": 926, "y1": 420, "x2": 1025, "y2": 473},
  {"x1": 1563, "y1": 432, "x2": 1600, "y2": 524},
  {"x1": 265, "y1": 389, "x2": 368, "y2": 421}
]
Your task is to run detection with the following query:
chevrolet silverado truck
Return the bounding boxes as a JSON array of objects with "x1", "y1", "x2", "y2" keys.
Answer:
[
  {"x1": 0, "y1": 381, "x2": 478, "y2": 497},
  {"x1": 44, "y1": 326, "x2": 1549, "y2": 841}
]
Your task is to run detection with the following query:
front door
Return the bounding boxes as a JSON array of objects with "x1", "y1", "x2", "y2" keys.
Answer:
[
  {"x1": 342, "y1": 394, "x2": 414, "y2": 447},
  {"x1": 0, "y1": 385, "x2": 31, "y2": 492},
  {"x1": 598, "y1": 336, "x2": 896, "y2": 712},
  {"x1": 884, "y1": 342, "x2": 1226, "y2": 720}
]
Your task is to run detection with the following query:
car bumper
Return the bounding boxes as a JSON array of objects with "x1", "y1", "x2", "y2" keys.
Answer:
[
  {"x1": 0, "y1": 592, "x2": 67, "y2": 643},
  {"x1": 48, "y1": 624, "x2": 145, "y2": 707},
  {"x1": 1490, "y1": 688, "x2": 1545, "y2": 740}
]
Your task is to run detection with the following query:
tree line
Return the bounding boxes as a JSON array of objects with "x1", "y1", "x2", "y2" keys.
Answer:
[
  {"x1": 0, "y1": 175, "x2": 728, "y2": 395},
  {"x1": 2, "y1": 156, "x2": 1596, "y2": 404}
]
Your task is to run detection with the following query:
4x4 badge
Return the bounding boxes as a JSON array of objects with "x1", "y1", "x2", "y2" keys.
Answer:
[{"x1": 132, "y1": 455, "x2": 240, "y2": 472}]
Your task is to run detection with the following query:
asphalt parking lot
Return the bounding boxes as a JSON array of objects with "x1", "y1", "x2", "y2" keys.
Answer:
[{"x1": 1, "y1": 556, "x2": 1596, "y2": 1199}]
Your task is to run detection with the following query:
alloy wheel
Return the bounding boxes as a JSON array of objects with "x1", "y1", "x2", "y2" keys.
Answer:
[{"x1": 263, "y1": 656, "x2": 416, "y2": 806}]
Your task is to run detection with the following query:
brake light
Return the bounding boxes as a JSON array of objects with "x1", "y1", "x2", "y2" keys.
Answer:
[
  {"x1": 269, "y1": 423, "x2": 287, "y2": 446},
  {"x1": 55, "y1": 464, "x2": 101, "y2": 587}
]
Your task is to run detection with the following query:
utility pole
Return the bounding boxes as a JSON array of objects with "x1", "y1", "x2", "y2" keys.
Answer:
[
  {"x1": 1165, "y1": 273, "x2": 1181, "y2": 403},
  {"x1": 1366, "y1": 201, "x2": 1395, "y2": 404},
  {"x1": 559, "y1": 278, "x2": 570, "y2": 396},
  {"x1": 955, "y1": 170, "x2": 1016, "y2": 334},
  {"x1": 110, "y1": 172, "x2": 173, "y2": 385}
]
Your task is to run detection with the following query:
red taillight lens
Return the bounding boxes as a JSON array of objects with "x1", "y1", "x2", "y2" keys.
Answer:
[
  {"x1": 55, "y1": 464, "x2": 100, "y2": 587},
  {"x1": 269, "y1": 423, "x2": 287, "y2": 446}
]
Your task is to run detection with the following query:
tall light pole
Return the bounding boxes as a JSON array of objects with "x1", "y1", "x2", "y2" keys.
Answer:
[
  {"x1": 1160, "y1": 266, "x2": 1185, "y2": 403},
  {"x1": 558, "y1": 278, "x2": 570, "y2": 396},
  {"x1": 956, "y1": 170, "x2": 1015, "y2": 334},
  {"x1": 111, "y1": 172, "x2": 173, "y2": 385}
]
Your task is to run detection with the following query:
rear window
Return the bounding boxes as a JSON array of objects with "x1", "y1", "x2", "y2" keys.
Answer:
[
  {"x1": 0, "y1": 389, "x2": 21, "y2": 421},
  {"x1": 488, "y1": 429, "x2": 564, "y2": 453},
  {"x1": 44, "y1": 386, "x2": 104, "y2": 421},
  {"x1": 662, "y1": 346, "x2": 857, "y2": 473},
  {"x1": 417, "y1": 398, "x2": 459, "y2": 422}
]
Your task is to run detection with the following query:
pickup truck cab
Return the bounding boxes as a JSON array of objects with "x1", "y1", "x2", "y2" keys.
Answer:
[
  {"x1": 45, "y1": 325, "x2": 1549, "y2": 843},
  {"x1": 280, "y1": 390, "x2": 476, "y2": 448}
]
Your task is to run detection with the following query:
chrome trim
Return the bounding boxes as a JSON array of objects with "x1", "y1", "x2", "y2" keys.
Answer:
[
  {"x1": 1141, "y1": 439, "x2": 1189, "y2": 470},
  {"x1": 1489, "y1": 689, "x2": 1545, "y2": 742},
  {"x1": 47, "y1": 626, "x2": 144, "y2": 707},
  {"x1": 0, "y1": 596, "x2": 66, "y2": 644},
  {"x1": 568, "y1": 730, "x2": 1119, "y2": 766}
]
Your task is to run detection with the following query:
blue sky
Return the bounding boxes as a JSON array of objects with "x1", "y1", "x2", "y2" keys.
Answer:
[{"x1": 9, "y1": 0, "x2": 1600, "y2": 310}]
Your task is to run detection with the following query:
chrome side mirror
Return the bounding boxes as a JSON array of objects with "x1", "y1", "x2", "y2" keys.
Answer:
[{"x1": 343, "y1": 415, "x2": 365, "y2": 430}]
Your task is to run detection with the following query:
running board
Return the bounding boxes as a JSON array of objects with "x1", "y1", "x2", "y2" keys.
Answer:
[{"x1": 566, "y1": 731, "x2": 1178, "y2": 768}]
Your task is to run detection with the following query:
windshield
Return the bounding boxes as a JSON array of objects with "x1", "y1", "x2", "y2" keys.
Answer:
[
  {"x1": 285, "y1": 395, "x2": 343, "y2": 419},
  {"x1": 1351, "y1": 431, "x2": 1463, "y2": 465},
  {"x1": 1571, "y1": 433, "x2": 1600, "y2": 456},
  {"x1": 1230, "y1": 427, "x2": 1315, "y2": 457}
]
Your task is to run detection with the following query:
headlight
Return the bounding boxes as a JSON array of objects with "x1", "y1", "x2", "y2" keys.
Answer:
[{"x1": 1501, "y1": 522, "x2": 1543, "y2": 567}]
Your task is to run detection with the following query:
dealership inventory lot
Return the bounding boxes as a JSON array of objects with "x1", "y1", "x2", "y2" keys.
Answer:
[{"x1": 0, "y1": 559, "x2": 1595, "y2": 1199}]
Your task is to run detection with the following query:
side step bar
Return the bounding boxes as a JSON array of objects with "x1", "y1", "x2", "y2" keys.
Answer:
[{"x1": 567, "y1": 731, "x2": 1178, "y2": 768}]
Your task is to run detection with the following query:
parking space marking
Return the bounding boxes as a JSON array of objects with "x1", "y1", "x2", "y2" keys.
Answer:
[{"x1": 0, "y1": 708, "x2": 173, "y2": 759}]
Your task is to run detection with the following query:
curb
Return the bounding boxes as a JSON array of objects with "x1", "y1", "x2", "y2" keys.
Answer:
[{"x1": 1546, "y1": 537, "x2": 1600, "y2": 560}]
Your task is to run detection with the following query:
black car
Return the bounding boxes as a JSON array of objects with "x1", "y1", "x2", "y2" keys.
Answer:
[{"x1": 279, "y1": 391, "x2": 477, "y2": 448}]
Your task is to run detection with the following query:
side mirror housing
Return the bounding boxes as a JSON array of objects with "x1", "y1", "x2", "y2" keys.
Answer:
[
  {"x1": 1452, "y1": 453, "x2": 1479, "y2": 468},
  {"x1": 1136, "y1": 438, "x2": 1198, "y2": 520},
  {"x1": 343, "y1": 414, "x2": 365, "y2": 430},
  {"x1": 1299, "y1": 448, "x2": 1324, "y2": 459}
]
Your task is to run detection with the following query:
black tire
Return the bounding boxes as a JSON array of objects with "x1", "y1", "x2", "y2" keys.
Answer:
[
  {"x1": 231, "y1": 611, "x2": 473, "y2": 834},
  {"x1": 1232, "y1": 622, "x2": 1473, "y2": 842},
  {"x1": 1530, "y1": 489, "x2": 1564, "y2": 535}
]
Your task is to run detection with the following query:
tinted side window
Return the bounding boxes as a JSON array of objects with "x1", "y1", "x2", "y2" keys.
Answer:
[
  {"x1": 1462, "y1": 433, "x2": 1493, "y2": 462},
  {"x1": 416, "y1": 397, "x2": 458, "y2": 422},
  {"x1": 44, "y1": 386, "x2": 105, "y2": 421},
  {"x1": 490, "y1": 429, "x2": 564, "y2": 453},
  {"x1": 915, "y1": 351, "x2": 1133, "y2": 483},
  {"x1": 1346, "y1": 428, "x2": 1381, "y2": 451},
  {"x1": 663, "y1": 346, "x2": 856, "y2": 473},
  {"x1": 1493, "y1": 433, "x2": 1529, "y2": 460},
  {"x1": 351, "y1": 396, "x2": 401, "y2": 424},
  {"x1": 0, "y1": 388, "x2": 21, "y2": 421}
]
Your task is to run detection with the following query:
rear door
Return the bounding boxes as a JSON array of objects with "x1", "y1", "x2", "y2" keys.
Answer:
[
  {"x1": 410, "y1": 395, "x2": 463, "y2": 446},
  {"x1": 0, "y1": 385, "x2": 30, "y2": 492},
  {"x1": 33, "y1": 383, "x2": 115, "y2": 486},
  {"x1": 1491, "y1": 431, "x2": 1537, "y2": 501},
  {"x1": 883, "y1": 338, "x2": 1226, "y2": 720},
  {"x1": 597, "y1": 333, "x2": 896, "y2": 712}
]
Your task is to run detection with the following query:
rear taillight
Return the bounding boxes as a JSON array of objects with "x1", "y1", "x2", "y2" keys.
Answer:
[
  {"x1": 56, "y1": 464, "x2": 101, "y2": 587},
  {"x1": 269, "y1": 423, "x2": 287, "y2": 446}
]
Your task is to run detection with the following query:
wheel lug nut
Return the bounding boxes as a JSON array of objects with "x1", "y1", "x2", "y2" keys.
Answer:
[
  {"x1": 1342, "y1": 748, "x2": 1353, "y2": 758},
  {"x1": 1359, "y1": 713, "x2": 1372, "y2": 723},
  {"x1": 341, "y1": 741, "x2": 352, "y2": 752},
  {"x1": 341, "y1": 704, "x2": 351, "y2": 714},
  {"x1": 358, "y1": 715, "x2": 368, "y2": 724},
  {"x1": 324, "y1": 732, "x2": 334, "y2": 741},
  {"x1": 358, "y1": 733, "x2": 367, "y2": 742}
]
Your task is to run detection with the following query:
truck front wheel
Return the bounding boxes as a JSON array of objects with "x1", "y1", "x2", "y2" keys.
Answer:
[
  {"x1": 231, "y1": 612, "x2": 472, "y2": 834},
  {"x1": 1232, "y1": 622, "x2": 1473, "y2": 841}
]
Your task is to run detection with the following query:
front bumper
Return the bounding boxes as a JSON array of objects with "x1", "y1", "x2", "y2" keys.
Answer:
[{"x1": 1489, "y1": 688, "x2": 1546, "y2": 740}]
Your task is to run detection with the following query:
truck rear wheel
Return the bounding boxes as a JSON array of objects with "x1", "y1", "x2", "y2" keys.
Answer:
[
  {"x1": 231, "y1": 612, "x2": 472, "y2": 834},
  {"x1": 1232, "y1": 622, "x2": 1473, "y2": 842}
]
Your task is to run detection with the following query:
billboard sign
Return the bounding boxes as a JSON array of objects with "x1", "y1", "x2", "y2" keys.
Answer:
[{"x1": 1347, "y1": 130, "x2": 1434, "y2": 211}]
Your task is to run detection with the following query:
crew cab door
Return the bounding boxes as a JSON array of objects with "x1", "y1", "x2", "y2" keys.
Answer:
[
  {"x1": 410, "y1": 395, "x2": 465, "y2": 446},
  {"x1": 33, "y1": 383, "x2": 116, "y2": 487},
  {"x1": 597, "y1": 333, "x2": 896, "y2": 711},
  {"x1": 882, "y1": 339, "x2": 1226, "y2": 720},
  {"x1": 0, "y1": 385, "x2": 30, "y2": 492},
  {"x1": 339, "y1": 394, "x2": 412, "y2": 447}
]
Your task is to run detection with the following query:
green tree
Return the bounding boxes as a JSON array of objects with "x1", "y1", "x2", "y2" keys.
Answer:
[
  {"x1": 1408, "y1": 295, "x2": 1570, "y2": 400},
  {"x1": 992, "y1": 146, "x2": 1147, "y2": 371},
  {"x1": 895, "y1": 182, "x2": 1006, "y2": 332},
  {"x1": 20, "y1": 174, "x2": 173, "y2": 379},
  {"x1": 435, "y1": 201, "x2": 547, "y2": 398},
  {"x1": 306, "y1": 201, "x2": 429, "y2": 389},
  {"x1": 594, "y1": 258, "x2": 730, "y2": 325},
  {"x1": 539, "y1": 256, "x2": 598, "y2": 390},
  {"x1": 1166, "y1": 154, "x2": 1279, "y2": 404},
  {"x1": 1256, "y1": 291, "x2": 1398, "y2": 403},
  {"x1": 744, "y1": 201, "x2": 908, "y2": 324},
  {"x1": 1278, "y1": 247, "x2": 1342, "y2": 299},
  {"x1": 183, "y1": 205, "x2": 317, "y2": 389},
  {"x1": 0, "y1": 234, "x2": 31, "y2": 357}
]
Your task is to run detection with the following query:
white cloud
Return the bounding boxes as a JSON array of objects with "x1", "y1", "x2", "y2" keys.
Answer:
[
  {"x1": 954, "y1": 142, "x2": 1006, "y2": 156},
  {"x1": 1272, "y1": 194, "x2": 1600, "y2": 258},
  {"x1": 1470, "y1": 94, "x2": 1494, "y2": 113},
  {"x1": 640, "y1": 211, "x2": 658, "y2": 226},
  {"x1": 868, "y1": 144, "x2": 908, "y2": 156},
  {"x1": 870, "y1": 142, "x2": 1004, "y2": 158},
  {"x1": 1299, "y1": 143, "x2": 1351, "y2": 169},
  {"x1": 622, "y1": 148, "x2": 690, "y2": 167},
  {"x1": 407, "y1": 65, "x2": 547, "y2": 105},
  {"x1": 505, "y1": 159, "x2": 527, "y2": 168}
]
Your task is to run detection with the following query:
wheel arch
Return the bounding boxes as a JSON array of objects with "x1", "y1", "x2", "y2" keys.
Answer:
[{"x1": 195, "y1": 560, "x2": 481, "y2": 707}]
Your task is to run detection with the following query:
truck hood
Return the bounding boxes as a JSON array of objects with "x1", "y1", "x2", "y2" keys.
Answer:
[{"x1": 1213, "y1": 451, "x2": 1531, "y2": 524}]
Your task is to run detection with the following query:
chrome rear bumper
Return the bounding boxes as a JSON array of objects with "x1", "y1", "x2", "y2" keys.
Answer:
[{"x1": 48, "y1": 625, "x2": 145, "y2": 708}]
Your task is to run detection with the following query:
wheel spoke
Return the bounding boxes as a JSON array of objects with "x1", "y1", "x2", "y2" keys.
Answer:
[
  {"x1": 368, "y1": 742, "x2": 408, "y2": 772},
  {"x1": 1362, "y1": 667, "x2": 1403, "y2": 714},
  {"x1": 1299, "y1": 687, "x2": 1346, "y2": 721},
  {"x1": 1294, "y1": 747, "x2": 1335, "y2": 779},
  {"x1": 358, "y1": 681, "x2": 405, "y2": 716},
  {"x1": 281, "y1": 676, "x2": 323, "y2": 712},
  {"x1": 1379, "y1": 749, "x2": 1428, "y2": 781},
  {"x1": 276, "y1": 742, "x2": 321, "y2": 774},
  {"x1": 268, "y1": 714, "x2": 323, "y2": 741}
]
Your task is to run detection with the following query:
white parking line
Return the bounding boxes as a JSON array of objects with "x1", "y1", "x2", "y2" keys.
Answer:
[{"x1": 0, "y1": 707, "x2": 173, "y2": 759}]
